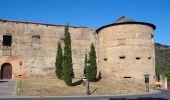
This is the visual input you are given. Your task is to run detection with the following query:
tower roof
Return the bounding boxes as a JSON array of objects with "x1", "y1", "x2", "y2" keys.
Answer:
[
  {"x1": 114, "y1": 16, "x2": 135, "y2": 23},
  {"x1": 96, "y1": 16, "x2": 156, "y2": 33}
]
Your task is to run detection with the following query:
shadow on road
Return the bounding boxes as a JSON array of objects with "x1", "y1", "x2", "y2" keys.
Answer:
[{"x1": 109, "y1": 97, "x2": 168, "y2": 100}]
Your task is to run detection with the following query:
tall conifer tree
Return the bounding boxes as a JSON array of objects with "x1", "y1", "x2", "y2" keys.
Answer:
[
  {"x1": 55, "y1": 42, "x2": 63, "y2": 79},
  {"x1": 62, "y1": 24, "x2": 74, "y2": 85},
  {"x1": 86, "y1": 44, "x2": 97, "y2": 81},
  {"x1": 84, "y1": 54, "x2": 87, "y2": 77}
]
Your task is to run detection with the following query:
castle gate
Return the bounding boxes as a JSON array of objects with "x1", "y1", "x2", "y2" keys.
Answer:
[{"x1": 1, "y1": 63, "x2": 12, "y2": 79}]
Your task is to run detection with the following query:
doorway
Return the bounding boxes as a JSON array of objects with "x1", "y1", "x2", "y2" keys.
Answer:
[{"x1": 1, "y1": 63, "x2": 12, "y2": 79}]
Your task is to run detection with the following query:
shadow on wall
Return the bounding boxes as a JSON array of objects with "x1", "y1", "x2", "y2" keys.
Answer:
[{"x1": 109, "y1": 97, "x2": 168, "y2": 100}]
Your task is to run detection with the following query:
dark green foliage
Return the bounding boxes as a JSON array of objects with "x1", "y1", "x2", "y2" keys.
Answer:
[
  {"x1": 161, "y1": 70, "x2": 170, "y2": 78},
  {"x1": 86, "y1": 44, "x2": 97, "y2": 81},
  {"x1": 84, "y1": 54, "x2": 87, "y2": 77},
  {"x1": 55, "y1": 42, "x2": 63, "y2": 79},
  {"x1": 155, "y1": 43, "x2": 170, "y2": 78},
  {"x1": 62, "y1": 24, "x2": 74, "y2": 85}
]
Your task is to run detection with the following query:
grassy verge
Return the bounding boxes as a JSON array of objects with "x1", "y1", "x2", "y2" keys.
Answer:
[{"x1": 17, "y1": 78, "x2": 146, "y2": 96}]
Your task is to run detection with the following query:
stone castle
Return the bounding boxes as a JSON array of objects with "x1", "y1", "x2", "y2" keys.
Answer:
[{"x1": 0, "y1": 16, "x2": 156, "y2": 83}]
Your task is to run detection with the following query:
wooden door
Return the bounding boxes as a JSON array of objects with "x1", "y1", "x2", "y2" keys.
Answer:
[{"x1": 1, "y1": 63, "x2": 12, "y2": 79}]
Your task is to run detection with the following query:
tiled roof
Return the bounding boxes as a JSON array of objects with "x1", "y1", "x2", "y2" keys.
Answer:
[{"x1": 114, "y1": 16, "x2": 135, "y2": 23}]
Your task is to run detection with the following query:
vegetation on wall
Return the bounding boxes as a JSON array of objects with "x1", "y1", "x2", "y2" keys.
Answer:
[
  {"x1": 85, "y1": 44, "x2": 97, "y2": 81},
  {"x1": 155, "y1": 43, "x2": 170, "y2": 78},
  {"x1": 55, "y1": 42, "x2": 63, "y2": 79},
  {"x1": 62, "y1": 24, "x2": 74, "y2": 85}
]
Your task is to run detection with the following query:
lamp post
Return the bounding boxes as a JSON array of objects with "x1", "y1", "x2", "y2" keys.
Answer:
[
  {"x1": 86, "y1": 60, "x2": 90, "y2": 95},
  {"x1": 85, "y1": 53, "x2": 90, "y2": 95},
  {"x1": 144, "y1": 74, "x2": 150, "y2": 92}
]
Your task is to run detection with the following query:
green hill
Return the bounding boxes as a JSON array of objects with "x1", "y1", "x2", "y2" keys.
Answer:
[{"x1": 155, "y1": 43, "x2": 170, "y2": 78}]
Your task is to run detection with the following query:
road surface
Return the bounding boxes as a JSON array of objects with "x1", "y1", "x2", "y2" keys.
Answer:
[{"x1": 0, "y1": 89, "x2": 170, "y2": 100}]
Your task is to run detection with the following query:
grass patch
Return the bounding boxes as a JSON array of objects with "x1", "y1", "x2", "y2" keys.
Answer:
[{"x1": 17, "y1": 78, "x2": 146, "y2": 96}]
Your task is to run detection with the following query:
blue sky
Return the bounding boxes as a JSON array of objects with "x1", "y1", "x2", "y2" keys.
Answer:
[{"x1": 0, "y1": 0, "x2": 170, "y2": 45}]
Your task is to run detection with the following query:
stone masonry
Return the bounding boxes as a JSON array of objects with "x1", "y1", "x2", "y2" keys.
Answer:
[
  {"x1": 96, "y1": 16, "x2": 156, "y2": 83},
  {"x1": 0, "y1": 20, "x2": 96, "y2": 78},
  {"x1": 0, "y1": 16, "x2": 156, "y2": 83}
]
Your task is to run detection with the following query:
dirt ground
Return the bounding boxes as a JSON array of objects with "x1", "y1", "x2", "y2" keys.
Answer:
[{"x1": 17, "y1": 78, "x2": 147, "y2": 96}]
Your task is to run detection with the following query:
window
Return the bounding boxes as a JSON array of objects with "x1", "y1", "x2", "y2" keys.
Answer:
[
  {"x1": 148, "y1": 57, "x2": 151, "y2": 60},
  {"x1": 32, "y1": 35, "x2": 40, "y2": 44},
  {"x1": 119, "y1": 56, "x2": 125, "y2": 59},
  {"x1": 118, "y1": 38, "x2": 126, "y2": 45},
  {"x1": 151, "y1": 34, "x2": 153, "y2": 39},
  {"x1": 136, "y1": 57, "x2": 141, "y2": 60},
  {"x1": 124, "y1": 76, "x2": 131, "y2": 78},
  {"x1": 151, "y1": 34, "x2": 154, "y2": 44},
  {"x1": 3, "y1": 35, "x2": 12, "y2": 46},
  {"x1": 103, "y1": 58, "x2": 107, "y2": 61}
]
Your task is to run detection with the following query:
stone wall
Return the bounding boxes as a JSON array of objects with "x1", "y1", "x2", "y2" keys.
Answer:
[
  {"x1": 0, "y1": 19, "x2": 156, "y2": 83},
  {"x1": 0, "y1": 20, "x2": 96, "y2": 78}
]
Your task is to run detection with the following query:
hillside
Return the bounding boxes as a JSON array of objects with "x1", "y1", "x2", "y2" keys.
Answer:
[{"x1": 155, "y1": 43, "x2": 170, "y2": 76}]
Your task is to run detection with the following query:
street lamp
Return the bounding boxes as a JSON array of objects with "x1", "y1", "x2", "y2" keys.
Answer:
[{"x1": 144, "y1": 74, "x2": 150, "y2": 92}]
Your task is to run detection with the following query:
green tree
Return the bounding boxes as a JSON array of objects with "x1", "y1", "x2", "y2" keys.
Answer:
[
  {"x1": 161, "y1": 70, "x2": 170, "y2": 78},
  {"x1": 55, "y1": 42, "x2": 63, "y2": 79},
  {"x1": 86, "y1": 44, "x2": 97, "y2": 81},
  {"x1": 62, "y1": 24, "x2": 74, "y2": 85},
  {"x1": 84, "y1": 54, "x2": 87, "y2": 77}
]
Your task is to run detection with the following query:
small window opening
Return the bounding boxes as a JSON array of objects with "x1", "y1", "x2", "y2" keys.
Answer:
[
  {"x1": 124, "y1": 76, "x2": 131, "y2": 78},
  {"x1": 119, "y1": 56, "x2": 125, "y2": 59},
  {"x1": 136, "y1": 57, "x2": 141, "y2": 60},
  {"x1": 32, "y1": 35, "x2": 40, "y2": 39},
  {"x1": 103, "y1": 58, "x2": 107, "y2": 61},
  {"x1": 148, "y1": 57, "x2": 151, "y2": 60},
  {"x1": 32, "y1": 35, "x2": 40, "y2": 43},
  {"x1": 3, "y1": 35, "x2": 12, "y2": 46},
  {"x1": 151, "y1": 34, "x2": 153, "y2": 39}
]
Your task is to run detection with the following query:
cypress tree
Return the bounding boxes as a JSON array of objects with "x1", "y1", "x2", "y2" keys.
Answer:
[
  {"x1": 84, "y1": 54, "x2": 87, "y2": 77},
  {"x1": 86, "y1": 44, "x2": 97, "y2": 81},
  {"x1": 62, "y1": 24, "x2": 74, "y2": 85},
  {"x1": 55, "y1": 42, "x2": 63, "y2": 79}
]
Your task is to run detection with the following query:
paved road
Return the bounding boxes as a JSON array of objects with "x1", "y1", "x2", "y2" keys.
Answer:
[
  {"x1": 0, "y1": 90, "x2": 170, "y2": 100},
  {"x1": 0, "y1": 80, "x2": 17, "y2": 96}
]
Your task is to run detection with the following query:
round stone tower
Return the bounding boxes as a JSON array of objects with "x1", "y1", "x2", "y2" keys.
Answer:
[{"x1": 96, "y1": 16, "x2": 156, "y2": 83}]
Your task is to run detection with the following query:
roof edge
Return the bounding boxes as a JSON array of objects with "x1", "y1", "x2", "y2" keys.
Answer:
[
  {"x1": 96, "y1": 22, "x2": 156, "y2": 33},
  {"x1": 0, "y1": 19, "x2": 94, "y2": 30}
]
